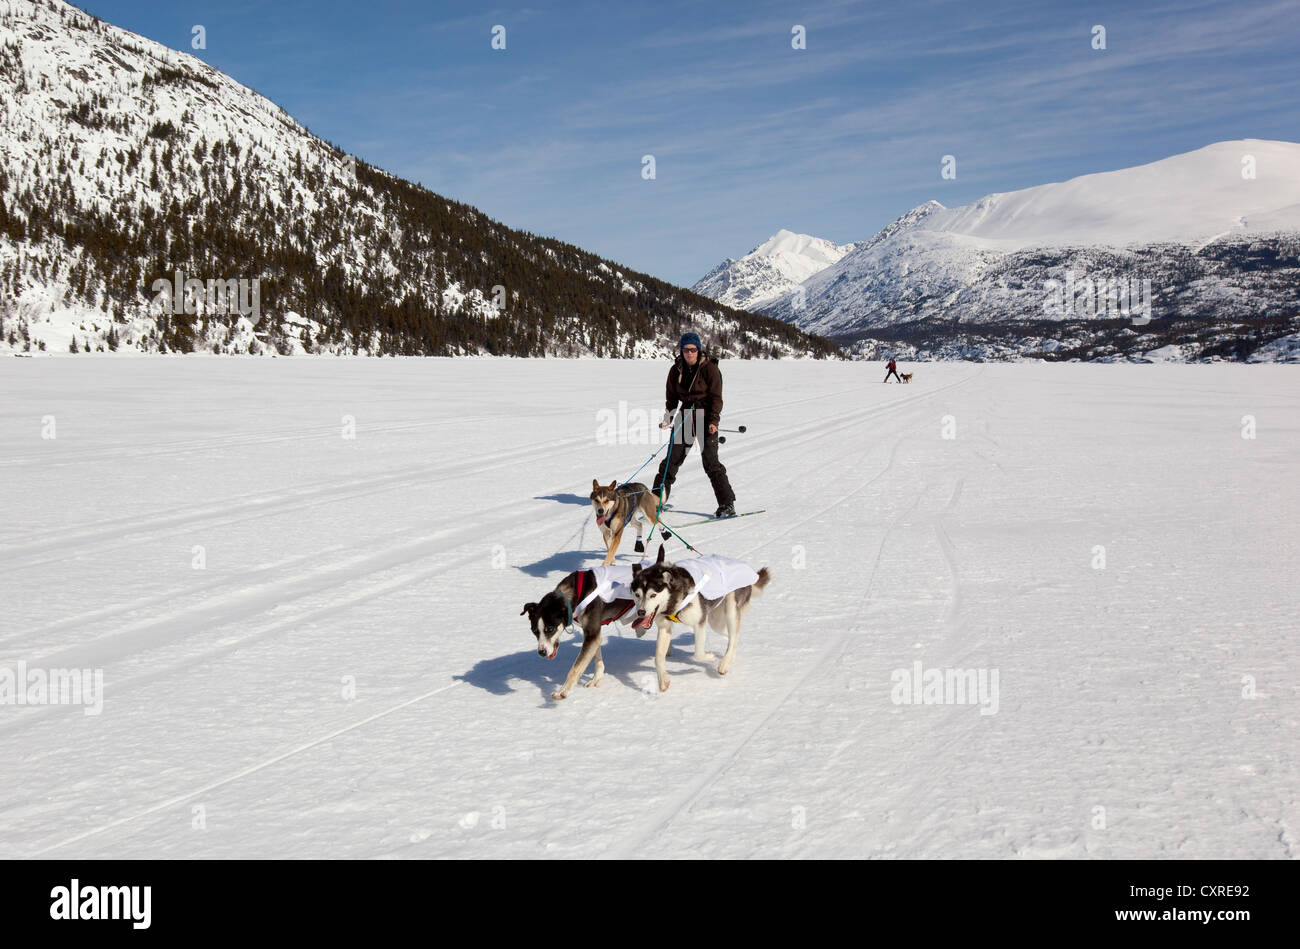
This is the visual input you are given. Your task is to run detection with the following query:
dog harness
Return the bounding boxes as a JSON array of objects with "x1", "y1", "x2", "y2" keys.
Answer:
[{"x1": 574, "y1": 567, "x2": 637, "y2": 625}]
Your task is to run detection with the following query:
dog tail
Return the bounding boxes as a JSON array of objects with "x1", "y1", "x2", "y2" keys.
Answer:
[{"x1": 753, "y1": 567, "x2": 771, "y2": 596}]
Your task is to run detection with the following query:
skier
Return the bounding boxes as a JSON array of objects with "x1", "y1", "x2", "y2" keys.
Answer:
[
  {"x1": 653, "y1": 332, "x2": 737, "y2": 518},
  {"x1": 883, "y1": 358, "x2": 901, "y2": 383}
]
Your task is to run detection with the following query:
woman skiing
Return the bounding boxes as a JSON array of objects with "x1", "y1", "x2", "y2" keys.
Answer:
[{"x1": 652, "y1": 332, "x2": 737, "y2": 518}]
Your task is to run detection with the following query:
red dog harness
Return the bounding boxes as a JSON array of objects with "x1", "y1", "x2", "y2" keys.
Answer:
[{"x1": 576, "y1": 570, "x2": 634, "y2": 626}]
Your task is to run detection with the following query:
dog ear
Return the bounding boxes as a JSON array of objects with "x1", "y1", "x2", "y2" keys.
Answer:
[
  {"x1": 520, "y1": 602, "x2": 537, "y2": 616},
  {"x1": 608, "y1": 479, "x2": 617, "y2": 491},
  {"x1": 631, "y1": 563, "x2": 641, "y2": 578},
  {"x1": 656, "y1": 544, "x2": 666, "y2": 564},
  {"x1": 592, "y1": 478, "x2": 599, "y2": 491}
]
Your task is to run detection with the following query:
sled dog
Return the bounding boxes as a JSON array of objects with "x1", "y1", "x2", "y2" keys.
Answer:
[
  {"x1": 630, "y1": 545, "x2": 770, "y2": 692},
  {"x1": 522, "y1": 565, "x2": 650, "y2": 700},
  {"x1": 590, "y1": 479, "x2": 664, "y2": 565},
  {"x1": 900, "y1": 372, "x2": 913, "y2": 383}
]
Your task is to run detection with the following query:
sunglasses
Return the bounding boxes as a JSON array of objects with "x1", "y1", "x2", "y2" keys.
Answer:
[{"x1": 682, "y1": 346, "x2": 698, "y2": 353}]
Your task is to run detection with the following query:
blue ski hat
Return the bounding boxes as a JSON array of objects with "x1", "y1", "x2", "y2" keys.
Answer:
[{"x1": 679, "y1": 332, "x2": 702, "y2": 354}]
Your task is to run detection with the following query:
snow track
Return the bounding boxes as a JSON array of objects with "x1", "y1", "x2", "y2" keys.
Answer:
[{"x1": 1, "y1": 359, "x2": 1295, "y2": 859}]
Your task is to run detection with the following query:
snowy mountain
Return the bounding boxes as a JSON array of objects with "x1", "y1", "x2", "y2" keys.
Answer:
[
  {"x1": 746, "y1": 141, "x2": 1300, "y2": 361},
  {"x1": 0, "y1": 0, "x2": 837, "y2": 359},
  {"x1": 692, "y1": 229, "x2": 857, "y2": 313}
]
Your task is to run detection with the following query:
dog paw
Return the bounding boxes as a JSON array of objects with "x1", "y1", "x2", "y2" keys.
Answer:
[
  {"x1": 584, "y1": 677, "x2": 602, "y2": 689},
  {"x1": 694, "y1": 651, "x2": 717, "y2": 662},
  {"x1": 550, "y1": 690, "x2": 567, "y2": 701},
  {"x1": 659, "y1": 679, "x2": 670, "y2": 692},
  {"x1": 717, "y1": 661, "x2": 731, "y2": 676}
]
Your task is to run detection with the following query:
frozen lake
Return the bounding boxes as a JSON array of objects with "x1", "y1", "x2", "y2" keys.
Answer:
[{"x1": 1, "y1": 357, "x2": 1296, "y2": 858}]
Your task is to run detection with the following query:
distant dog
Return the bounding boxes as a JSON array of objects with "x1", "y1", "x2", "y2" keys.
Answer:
[
  {"x1": 590, "y1": 479, "x2": 664, "y2": 565},
  {"x1": 522, "y1": 565, "x2": 653, "y2": 700},
  {"x1": 900, "y1": 372, "x2": 913, "y2": 383},
  {"x1": 630, "y1": 545, "x2": 770, "y2": 692}
]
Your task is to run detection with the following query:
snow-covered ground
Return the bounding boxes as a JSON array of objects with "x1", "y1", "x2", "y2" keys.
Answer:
[{"x1": 1, "y1": 358, "x2": 1296, "y2": 859}]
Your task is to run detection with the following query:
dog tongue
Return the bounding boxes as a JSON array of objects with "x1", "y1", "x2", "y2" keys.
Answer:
[
  {"x1": 633, "y1": 610, "x2": 654, "y2": 630},
  {"x1": 596, "y1": 514, "x2": 606, "y2": 526}
]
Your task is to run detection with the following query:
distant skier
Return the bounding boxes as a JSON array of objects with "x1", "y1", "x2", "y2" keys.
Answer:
[
  {"x1": 653, "y1": 332, "x2": 737, "y2": 518},
  {"x1": 883, "y1": 358, "x2": 901, "y2": 383}
]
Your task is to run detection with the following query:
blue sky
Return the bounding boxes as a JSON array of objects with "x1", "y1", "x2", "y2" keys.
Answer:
[{"x1": 81, "y1": 0, "x2": 1300, "y2": 286}]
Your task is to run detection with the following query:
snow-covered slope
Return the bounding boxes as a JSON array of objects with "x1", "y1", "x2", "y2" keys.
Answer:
[
  {"x1": 693, "y1": 229, "x2": 857, "y2": 312},
  {"x1": 0, "y1": 0, "x2": 834, "y2": 359},
  {"x1": 754, "y1": 141, "x2": 1300, "y2": 353},
  {"x1": 925, "y1": 140, "x2": 1300, "y2": 250}
]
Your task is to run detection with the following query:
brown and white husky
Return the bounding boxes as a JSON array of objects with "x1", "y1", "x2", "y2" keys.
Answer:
[{"x1": 590, "y1": 479, "x2": 665, "y2": 565}]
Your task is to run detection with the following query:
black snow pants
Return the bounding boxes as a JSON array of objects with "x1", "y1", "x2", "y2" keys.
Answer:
[{"x1": 652, "y1": 405, "x2": 735, "y2": 507}]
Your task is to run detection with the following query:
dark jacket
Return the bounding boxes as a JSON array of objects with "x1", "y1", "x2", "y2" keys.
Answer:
[{"x1": 665, "y1": 353, "x2": 723, "y2": 427}]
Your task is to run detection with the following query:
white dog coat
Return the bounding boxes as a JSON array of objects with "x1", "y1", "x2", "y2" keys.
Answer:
[
  {"x1": 674, "y1": 554, "x2": 760, "y2": 613},
  {"x1": 574, "y1": 563, "x2": 638, "y2": 616}
]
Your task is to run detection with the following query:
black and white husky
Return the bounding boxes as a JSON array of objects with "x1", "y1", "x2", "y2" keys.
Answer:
[
  {"x1": 630, "y1": 545, "x2": 770, "y2": 692},
  {"x1": 521, "y1": 565, "x2": 646, "y2": 700}
]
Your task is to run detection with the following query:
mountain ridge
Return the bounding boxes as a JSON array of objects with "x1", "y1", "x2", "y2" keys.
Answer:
[
  {"x1": 694, "y1": 141, "x2": 1300, "y2": 361},
  {"x1": 692, "y1": 228, "x2": 857, "y2": 313},
  {"x1": 0, "y1": 0, "x2": 838, "y2": 359}
]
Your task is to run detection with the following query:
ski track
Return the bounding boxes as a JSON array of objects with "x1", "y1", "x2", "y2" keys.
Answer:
[
  {"x1": 4, "y1": 370, "x2": 975, "y2": 660},
  {"x1": 602, "y1": 372, "x2": 982, "y2": 856},
  {"x1": 16, "y1": 369, "x2": 978, "y2": 857},
  {"x1": 756, "y1": 438, "x2": 1000, "y2": 858},
  {"x1": 0, "y1": 378, "x2": 887, "y2": 568},
  {"x1": 7, "y1": 361, "x2": 1294, "y2": 860},
  {"x1": 0, "y1": 461, "x2": 639, "y2": 733},
  {"x1": 0, "y1": 410, "x2": 583, "y2": 471},
  {"x1": 0, "y1": 427, "x2": 600, "y2": 568},
  {"x1": 609, "y1": 469, "x2": 939, "y2": 859},
  {"x1": 26, "y1": 680, "x2": 466, "y2": 857}
]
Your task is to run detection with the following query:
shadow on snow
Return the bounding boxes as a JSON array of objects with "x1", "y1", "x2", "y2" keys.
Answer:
[{"x1": 454, "y1": 633, "x2": 708, "y2": 704}]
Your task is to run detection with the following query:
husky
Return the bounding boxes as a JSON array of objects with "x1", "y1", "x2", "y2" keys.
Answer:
[
  {"x1": 900, "y1": 372, "x2": 913, "y2": 383},
  {"x1": 521, "y1": 564, "x2": 657, "y2": 700},
  {"x1": 630, "y1": 545, "x2": 770, "y2": 692},
  {"x1": 590, "y1": 479, "x2": 664, "y2": 565}
]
